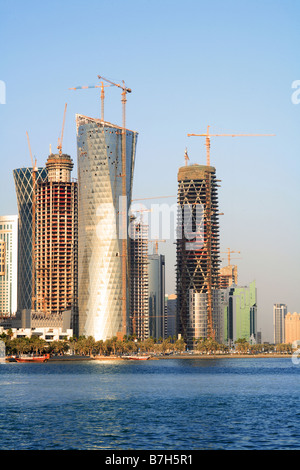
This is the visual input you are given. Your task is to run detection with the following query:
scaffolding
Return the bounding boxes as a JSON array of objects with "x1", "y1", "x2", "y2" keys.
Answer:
[
  {"x1": 129, "y1": 216, "x2": 149, "y2": 341},
  {"x1": 176, "y1": 164, "x2": 220, "y2": 341},
  {"x1": 35, "y1": 153, "x2": 78, "y2": 329}
]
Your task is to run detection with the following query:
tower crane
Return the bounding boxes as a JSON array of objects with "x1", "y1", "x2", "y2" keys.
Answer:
[
  {"x1": 69, "y1": 82, "x2": 112, "y2": 121},
  {"x1": 187, "y1": 126, "x2": 275, "y2": 340},
  {"x1": 187, "y1": 125, "x2": 275, "y2": 166},
  {"x1": 26, "y1": 131, "x2": 37, "y2": 311},
  {"x1": 57, "y1": 103, "x2": 67, "y2": 156},
  {"x1": 98, "y1": 75, "x2": 132, "y2": 337},
  {"x1": 149, "y1": 239, "x2": 166, "y2": 255}
]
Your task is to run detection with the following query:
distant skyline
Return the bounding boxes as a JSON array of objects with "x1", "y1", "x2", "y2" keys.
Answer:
[{"x1": 1, "y1": 0, "x2": 299, "y2": 342}]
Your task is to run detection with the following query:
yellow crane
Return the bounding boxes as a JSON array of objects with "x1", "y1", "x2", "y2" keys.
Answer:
[
  {"x1": 187, "y1": 125, "x2": 275, "y2": 166},
  {"x1": 149, "y1": 239, "x2": 166, "y2": 254},
  {"x1": 98, "y1": 75, "x2": 132, "y2": 337},
  {"x1": 26, "y1": 131, "x2": 37, "y2": 311},
  {"x1": 187, "y1": 126, "x2": 274, "y2": 339},
  {"x1": 69, "y1": 82, "x2": 112, "y2": 121},
  {"x1": 57, "y1": 103, "x2": 67, "y2": 156},
  {"x1": 221, "y1": 248, "x2": 241, "y2": 266}
]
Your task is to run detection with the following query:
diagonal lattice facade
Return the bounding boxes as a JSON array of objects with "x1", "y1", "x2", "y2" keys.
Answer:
[
  {"x1": 76, "y1": 114, "x2": 138, "y2": 341},
  {"x1": 13, "y1": 167, "x2": 48, "y2": 312},
  {"x1": 176, "y1": 164, "x2": 220, "y2": 343}
]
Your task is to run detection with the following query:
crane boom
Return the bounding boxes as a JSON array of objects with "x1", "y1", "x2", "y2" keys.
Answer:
[
  {"x1": 69, "y1": 82, "x2": 112, "y2": 120},
  {"x1": 188, "y1": 125, "x2": 275, "y2": 166}
]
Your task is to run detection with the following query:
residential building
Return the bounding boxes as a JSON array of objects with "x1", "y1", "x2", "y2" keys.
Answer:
[
  {"x1": 285, "y1": 312, "x2": 300, "y2": 344},
  {"x1": 35, "y1": 152, "x2": 78, "y2": 334},
  {"x1": 0, "y1": 215, "x2": 18, "y2": 316}
]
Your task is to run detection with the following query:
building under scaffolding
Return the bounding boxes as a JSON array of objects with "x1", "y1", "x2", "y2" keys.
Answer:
[
  {"x1": 35, "y1": 152, "x2": 78, "y2": 333},
  {"x1": 176, "y1": 164, "x2": 221, "y2": 346},
  {"x1": 129, "y1": 216, "x2": 149, "y2": 340}
]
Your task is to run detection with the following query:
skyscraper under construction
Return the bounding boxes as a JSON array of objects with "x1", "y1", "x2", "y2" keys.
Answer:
[
  {"x1": 176, "y1": 163, "x2": 221, "y2": 346},
  {"x1": 34, "y1": 152, "x2": 78, "y2": 331},
  {"x1": 129, "y1": 216, "x2": 149, "y2": 341}
]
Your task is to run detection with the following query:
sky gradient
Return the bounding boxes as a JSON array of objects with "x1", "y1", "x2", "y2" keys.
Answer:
[{"x1": 1, "y1": 0, "x2": 299, "y2": 341}]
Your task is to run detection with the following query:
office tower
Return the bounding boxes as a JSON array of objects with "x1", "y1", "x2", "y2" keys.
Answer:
[
  {"x1": 273, "y1": 303, "x2": 287, "y2": 344},
  {"x1": 129, "y1": 216, "x2": 149, "y2": 340},
  {"x1": 176, "y1": 164, "x2": 220, "y2": 346},
  {"x1": 13, "y1": 167, "x2": 48, "y2": 311},
  {"x1": 76, "y1": 114, "x2": 138, "y2": 341},
  {"x1": 285, "y1": 312, "x2": 300, "y2": 344},
  {"x1": 223, "y1": 281, "x2": 257, "y2": 344},
  {"x1": 34, "y1": 152, "x2": 78, "y2": 330},
  {"x1": 165, "y1": 294, "x2": 177, "y2": 338},
  {"x1": 148, "y1": 253, "x2": 165, "y2": 340},
  {"x1": 0, "y1": 215, "x2": 18, "y2": 315}
]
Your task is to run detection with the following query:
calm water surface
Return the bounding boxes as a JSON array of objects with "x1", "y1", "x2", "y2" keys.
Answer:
[{"x1": 0, "y1": 357, "x2": 299, "y2": 450}]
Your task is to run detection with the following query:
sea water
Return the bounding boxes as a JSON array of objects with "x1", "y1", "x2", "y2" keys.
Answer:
[{"x1": 0, "y1": 357, "x2": 299, "y2": 450}]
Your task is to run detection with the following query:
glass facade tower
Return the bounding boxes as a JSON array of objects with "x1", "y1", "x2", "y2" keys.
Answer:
[
  {"x1": 13, "y1": 167, "x2": 48, "y2": 311},
  {"x1": 76, "y1": 114, "x2": 138, "y2": 341}
]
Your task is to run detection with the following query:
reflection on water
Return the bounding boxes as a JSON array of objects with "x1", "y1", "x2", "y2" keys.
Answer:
[{"x1": 0, "y1": 358, "x2": 299, "y2": 450}]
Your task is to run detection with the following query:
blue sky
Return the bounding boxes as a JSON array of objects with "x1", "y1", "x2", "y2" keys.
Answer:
[{"x1": 1, "y1": 0, "x2": 299, "y2": 341}]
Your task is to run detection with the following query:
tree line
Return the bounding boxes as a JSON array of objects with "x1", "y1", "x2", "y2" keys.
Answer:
[
  {"x1": 0, "y1": 331, "x2": 186, "y2": 357},
  {"x1": 0, "y1": 330, "x2": 293, "y2": 357}
]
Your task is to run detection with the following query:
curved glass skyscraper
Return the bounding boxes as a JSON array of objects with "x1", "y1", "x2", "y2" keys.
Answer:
[
  {"x1": 76, "y1": 114, "x2": 138, "y2": 341},
  {"x1": 13, "y1": 167, "x2": 48, "y2": 312}
]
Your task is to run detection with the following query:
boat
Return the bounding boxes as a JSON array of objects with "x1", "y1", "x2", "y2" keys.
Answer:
[
  {"x1": 15, "y1": 354, "x2": 50, "y2": 363},
  {"x1": 121, "y1": 355, "x2": 151, "y2": 361}
]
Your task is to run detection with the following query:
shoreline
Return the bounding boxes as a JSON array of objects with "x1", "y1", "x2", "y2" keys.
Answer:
[
  {"x1": 5, "y1": 353, "x2": 292, "y2": 362},
  {"x1": 92, "y1": 353, "x2": 292, "y2": 361}
]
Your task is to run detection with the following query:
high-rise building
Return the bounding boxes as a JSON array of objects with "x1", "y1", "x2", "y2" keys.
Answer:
[
  {"x1": 273, "y1": 303, "x2": 287, "y2": 344},
  {"x1": 148, "y1": 253, "x2": 165, "y2": 340},
  {"x1": 219, "y1": 264, "x2": 238, "y2": 288},
  {"x1": 176, "y1": 163, "x2": 220, "y2": 347},
  {"x1": 76, "y1": 114, "x2": 138, "y2": 341},
  {"x1": 285, "y1": 312, "x2": 300, "y2": 344},
  {"x1": 223, "y1": 281, "x2": 257, "y2": 344},
  {"x1": 129, "y1": 216, "x2": 149, "y2": 340},
  {"x1": 0, "y1": 215, "x2": 18, "y2": 316},
  {"x1": 34, "y1": 152, "x2": 78, "y2": 332},
  {"x1": 13, "y1": 167, "x2": 48, "y2": 311},
  {"x1": 165, "y1": 294, "x2": 177, "y2": 339}
]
